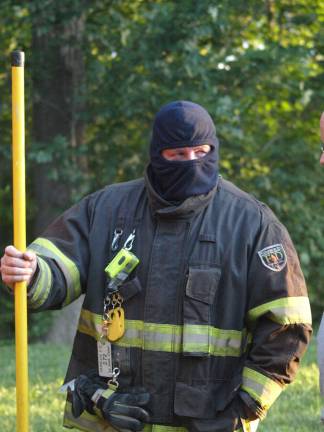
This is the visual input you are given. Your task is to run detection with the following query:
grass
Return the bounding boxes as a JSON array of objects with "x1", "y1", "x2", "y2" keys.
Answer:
[
  {"x1": 0, "y1": 342, "x2": 70, "y2": 431},
  {"x1": 0, "y1": 340, "x2": 321, "y2": 431}
]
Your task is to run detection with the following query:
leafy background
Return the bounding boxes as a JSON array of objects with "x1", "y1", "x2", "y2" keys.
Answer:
[{"x1": 0, "y1": 0, "x2": 323, "y2": 340}]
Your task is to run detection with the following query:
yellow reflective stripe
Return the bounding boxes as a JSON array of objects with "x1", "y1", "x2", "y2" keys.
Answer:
[
  {"x1": 242, "y1": 367, "x2": 284, "y2": 410},
  {"x1": 28, "y1": 237, "x2": 81, "y2": 306},
  {"x1": 183, "y1": 324, "x2": 243, "y2": 356},
  {"x1": 28, "y1": 256, "x2": 52, "y2": 309},
  {"x1": 64, "y1": 401, "x2": 114, "y2": 431},
  {"x1": 101, "y1": 388, "x2": 115, "y2": 399},
  {"x1": 144, "y1": 425, "x2": 188, "y2": 432},
  {"x1": 78, "y1": 308, "x2": 102, "y2": 341},
  {"x1": 64, "y1": 401, "x2": 188, "y2": 432},
  {"x1": 78, "y1": 309, "x2": 245, "y2": 356},
  {"x1": 247, "y1": 296, "x2": 312, "y2": 325},
  {"x1": 121, "y1": 321, "x2": 182, "y2": 352}
]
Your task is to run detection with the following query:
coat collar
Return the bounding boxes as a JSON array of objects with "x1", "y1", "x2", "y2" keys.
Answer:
[{"x1": 144, "y1": 167, "x2": 219, "y2": 219}]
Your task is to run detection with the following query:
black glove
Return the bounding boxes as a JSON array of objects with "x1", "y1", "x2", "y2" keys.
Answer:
[
  {"x1": 238, "y1": 390, "x2": 265, "y2": 421},
  {"x1": 97, "y1": 386, "x2": 150, "y2": 431},
  {"x1": 70, "y1": 370, "x2": 105, "y2": 417},
  {"x1": 69, "y1": 370, "x2": 150, "y2": 432}
]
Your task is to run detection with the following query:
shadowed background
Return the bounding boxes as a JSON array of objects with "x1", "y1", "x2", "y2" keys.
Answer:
[{"x1": 0, "y1": 0, "x2": 323, "y2": 350}]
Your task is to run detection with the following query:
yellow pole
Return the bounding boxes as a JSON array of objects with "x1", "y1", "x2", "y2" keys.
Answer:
[{"x1": 11, "y1": 50, "x2": 29, "y2": 432}]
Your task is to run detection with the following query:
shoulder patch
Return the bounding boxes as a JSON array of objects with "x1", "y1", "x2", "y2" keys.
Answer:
[{"x1": 258, "y1": 244, "x2": 287, "y2": 272}]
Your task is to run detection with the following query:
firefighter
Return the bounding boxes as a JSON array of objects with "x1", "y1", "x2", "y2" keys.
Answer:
[{"x1": 1, "y1": 101, "x2": 312, "y2": 432}]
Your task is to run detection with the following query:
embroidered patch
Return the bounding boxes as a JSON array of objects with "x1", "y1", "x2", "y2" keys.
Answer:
[{"x1": 258, "y1": 244, "x2": 287, "y2": 272}]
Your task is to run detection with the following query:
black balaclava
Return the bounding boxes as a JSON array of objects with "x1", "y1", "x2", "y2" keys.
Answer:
[{"x1": 147, "y1": 100, "x2": 219, "y2": 202}]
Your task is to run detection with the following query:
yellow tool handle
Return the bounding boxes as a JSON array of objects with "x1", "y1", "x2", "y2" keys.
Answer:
[{"x1": 12, "y1": 50, "x2": 29, "y2": 432}]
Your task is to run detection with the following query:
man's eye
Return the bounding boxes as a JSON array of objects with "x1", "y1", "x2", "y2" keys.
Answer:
[
  {"x1": 174, "y1": 152, "x2": 185, "y2": 158},
  {"x1": 195, "y1": 151, "x2": 207, "y2": 157}
]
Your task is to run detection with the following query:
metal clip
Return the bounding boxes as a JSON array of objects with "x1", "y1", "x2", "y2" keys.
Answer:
[
  {"x1": 123, "y1": 229, "x2": 136, "y2": 251},
  {"x1": 108, "y1": 367, "x2": 120, "y2": 388},
  {"x1": 111, "y1": 228, "x2": 123, "y2": 251}
]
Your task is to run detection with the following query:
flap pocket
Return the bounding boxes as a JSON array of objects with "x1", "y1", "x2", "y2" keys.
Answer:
[
  {"x1": 183, "y1": 266, "x2": 222, "y2": 356},
  {"x1": 119, "y1": 275, "x2": 142, "y2": 301},
  {"x1": 186, "y1": 267, "x2": 221, "y2": 305},
  {"x1": 174, "y1": 378, "x2": 239, "y2": 418}
]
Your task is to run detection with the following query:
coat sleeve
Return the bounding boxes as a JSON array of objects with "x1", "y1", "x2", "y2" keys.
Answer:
[
  {"x1": 242, "y1": 212, "x2": 312, "y2": 417},
  {"x1": 26, "y1": 194, "x2": 96, "y2": 311}
]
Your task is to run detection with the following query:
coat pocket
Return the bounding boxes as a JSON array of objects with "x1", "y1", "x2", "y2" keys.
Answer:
[{"x1": 183, "y1": 266, "x2": 221, "y2": 356}]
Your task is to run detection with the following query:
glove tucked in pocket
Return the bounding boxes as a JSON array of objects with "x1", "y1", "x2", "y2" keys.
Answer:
[{"x1": 69, "y1": 369, "x2": 150, "y2": 432}]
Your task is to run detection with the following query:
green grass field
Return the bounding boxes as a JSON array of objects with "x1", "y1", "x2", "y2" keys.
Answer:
[{"x1": 0, "y1": 340, "x2": 321, "y2": 431}]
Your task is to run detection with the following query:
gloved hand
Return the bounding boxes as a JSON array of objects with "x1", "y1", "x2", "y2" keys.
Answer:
[
  {"x1": 96, "y1": 386, "x2": 150, "y2": 431},
  {"x1": 69, "y1": 370, "x2": 105, "y2": 417},
  {"x1": 237, "y1": 390, "x2": 264, "y2": 421},
  {"x1": 69, "y1": 370, "x2": 150, "y2": 432}
]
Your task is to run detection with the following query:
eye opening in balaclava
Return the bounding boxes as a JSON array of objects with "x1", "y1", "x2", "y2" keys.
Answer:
[
  {"x1": 147, "y1": 100, "x2": 219, "y2": 202},
  {"x1": 160, "y1": 143, "x2": 213, "y2": 161}
]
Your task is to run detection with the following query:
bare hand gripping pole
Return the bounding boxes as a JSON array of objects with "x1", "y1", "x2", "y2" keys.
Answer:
[{"x1": 11, "y1": 50, "x2": 29, "y2": 432}]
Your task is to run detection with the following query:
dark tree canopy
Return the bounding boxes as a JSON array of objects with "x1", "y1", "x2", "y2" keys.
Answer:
[{"x1": 0, "y1": 0, "x2": 323, "y2": 338}]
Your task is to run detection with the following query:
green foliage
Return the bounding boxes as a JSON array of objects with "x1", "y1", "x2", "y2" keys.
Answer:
[
  {"x1": 0, "y1": 0, "x2": 323, "y2": 340},
  {"x1": 0, "y1": 340, "x2": 320, "y2": 430}
]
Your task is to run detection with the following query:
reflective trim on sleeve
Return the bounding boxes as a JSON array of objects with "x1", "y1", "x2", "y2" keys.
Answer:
[
  {"x1": 242, "y1": 367, "x2": 284, "y2": 410},
  {"x1": 28, "y1": 237, "x2": 81, "y2": 306},
  {"x1": 247, "y1": 296, "x2": 312, "y2": 325},
  {"x1": 78, "y1": 309, "x2": 246, "y2": 357},
  {"x1": 63, "y1": 401, "x2": 188, "y2": 432},
  {"x1": 27, "y1": 256, "x2": 52, "y2": 309}
]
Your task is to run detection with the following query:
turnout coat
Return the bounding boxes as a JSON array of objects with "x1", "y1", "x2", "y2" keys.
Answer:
[{"x1": 27, "y1": 175, "x2": 312, "y2": 431}]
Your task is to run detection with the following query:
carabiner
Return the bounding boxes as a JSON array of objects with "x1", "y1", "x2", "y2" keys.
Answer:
[
  {"x1": 108, "y1": 367, "x2": 120, "y2": 389},
  {"x1": 123, "y1": 229, "x2": 136, "y2": 251},
  {"x1": 111, "y1": 228, "x2": 123, "y2": 252}
]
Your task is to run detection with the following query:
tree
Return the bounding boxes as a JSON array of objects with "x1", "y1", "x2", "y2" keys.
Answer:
[
  {"x1": 0, "y1": 1, "x2": 323, "y2": 341},
  {"x1": 29, "y1": 1, "x2": 88, "y2": 233}
]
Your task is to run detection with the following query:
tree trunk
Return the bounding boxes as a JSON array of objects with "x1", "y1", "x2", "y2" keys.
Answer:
[
  {"x1": 30, "y1": 4, "x2": 86, "y2": 343},
  {"x1": 31, "y1": 5, "x2": 86, "y2": 233}
]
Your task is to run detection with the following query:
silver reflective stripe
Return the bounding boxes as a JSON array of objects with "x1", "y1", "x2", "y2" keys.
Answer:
[
  {"x1": 242, "y1": 367, "x2": 283, "y2": 409},
  {"x1": 119, "y1": 321, "x2": 182, "y2": 352},
  {"x1": 28, "y1": 256, "x2": 52, "y2": 309},
  {"x1": 78, "y1": 309, "x2": 245, "y2": 357},
  {"x1": 28, "y1": 237, "x2": 81, "y2": 306},
  {"x1": 247, "y1": 296, "x2": 312, "y2": 325},
  {"x1": 183, "y1": 324, "x2": 242, "y2": 356},
  {"x1": 78, "y1": 310, "x2": 102, "y2": 341}
]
